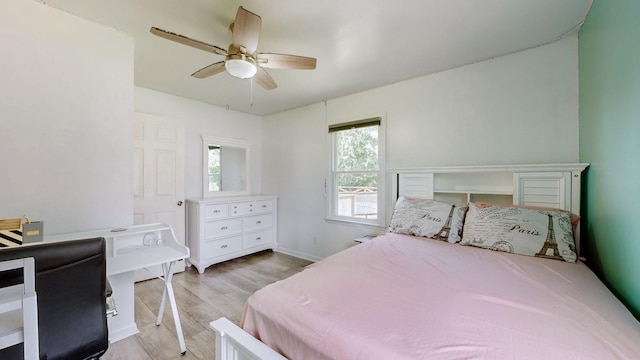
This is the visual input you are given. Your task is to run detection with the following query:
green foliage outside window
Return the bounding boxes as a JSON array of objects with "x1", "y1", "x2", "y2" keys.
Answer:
[{"x1": 336, "y1": 126, "x2": 378, "y2": 187}]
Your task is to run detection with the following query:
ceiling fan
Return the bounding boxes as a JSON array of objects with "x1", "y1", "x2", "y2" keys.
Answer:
[{"x1": 150, "y1": 6, "x2": 316, "y2": 90}]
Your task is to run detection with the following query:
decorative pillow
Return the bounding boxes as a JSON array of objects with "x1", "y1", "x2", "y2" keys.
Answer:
[
  {"x1": 388, "y1": 197, "x2": 467, "y2": 243},
  {"x1": 460, "y1": 202, "x2": 577, "y2": 262},
  {"x1": 473, "y1": 202, "x2": 581, "y2": 238}
]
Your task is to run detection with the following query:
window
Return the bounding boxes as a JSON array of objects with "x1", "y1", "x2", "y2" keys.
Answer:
[{"x1": 328, "y1": 117, "x2": 384, "y2": 225}]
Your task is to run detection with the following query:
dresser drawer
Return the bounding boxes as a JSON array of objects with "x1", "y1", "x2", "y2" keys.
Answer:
[
  {"x1": 253, "y1": 199, "x2": 274, "y2": 213},
  {"x1": 243, "y1": 230, "x2": 273, "y2": 249},
  {"x1": 230, "y1": 201, "x2": 254, "y2": 216},
  {"x1": 203, "y1": 236, "x2": 242, "y2": 259},
  {"x1": 204, "y1": 203, "x2": 228, "y2": 220},
  {"x1": 205, "y1": 218, "x2": 242, "y2": 239},
  {"x1": 243, "y1": 214, "x2": 272, "y2": 232}
]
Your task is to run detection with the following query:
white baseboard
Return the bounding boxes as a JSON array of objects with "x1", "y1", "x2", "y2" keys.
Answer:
[{"x1": 274, "y1": 247, "x2": 321, "y2": 262}]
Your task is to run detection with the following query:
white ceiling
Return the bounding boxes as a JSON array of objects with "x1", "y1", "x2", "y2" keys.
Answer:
[{"x1": 40, "y1": 0, "x2": 593, "y2": 116}]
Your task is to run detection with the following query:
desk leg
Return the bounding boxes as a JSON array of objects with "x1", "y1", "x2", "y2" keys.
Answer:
[{"x1": 156, "y1": 261, "x2": 187, "y2": 355}]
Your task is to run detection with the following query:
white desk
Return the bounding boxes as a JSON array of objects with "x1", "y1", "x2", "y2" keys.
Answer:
[{"x1": 45, "y1": 223, "x2": 189, "y2": 354}]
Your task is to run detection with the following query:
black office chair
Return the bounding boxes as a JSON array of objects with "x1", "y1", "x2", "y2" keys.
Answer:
[{"x1": 0, "y1": 237, "x2": 109, "y2": 360}]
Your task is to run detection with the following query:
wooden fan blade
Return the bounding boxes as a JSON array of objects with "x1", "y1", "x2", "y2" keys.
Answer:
[
  {"x1": 231, "y1": 7, "x2": 261, "y2": 54},
  {"x1": 191, "y1": 61, "x2": 226, "y2": 79},
  {"x1": 254, "y1": 66, "x2": 277, "y2": 90},
  {"x1": 150, "y1": 27, "x2": 227, "y2": 56},
  {"x1": 257, "y1": 53, "x2": 317, "y2": 70}
]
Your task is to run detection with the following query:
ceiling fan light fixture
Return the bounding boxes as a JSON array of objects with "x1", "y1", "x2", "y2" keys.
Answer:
[{"x1": 225, "y1": 55, "x2": 257, "y2": 79}]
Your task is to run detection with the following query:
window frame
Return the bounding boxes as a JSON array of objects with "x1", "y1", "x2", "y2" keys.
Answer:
[{"x1": 326, "y1": 116, "x2": 386, "y2": 226}]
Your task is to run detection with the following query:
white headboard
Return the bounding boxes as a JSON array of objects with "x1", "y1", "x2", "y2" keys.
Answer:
[{"x1": 388, "y1": 163, "x2": 589, "y2": 252}]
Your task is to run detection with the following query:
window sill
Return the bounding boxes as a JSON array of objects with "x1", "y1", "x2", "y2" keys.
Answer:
[{"x1": 324, "y1": 216, "x2": 387, "y2": 229}]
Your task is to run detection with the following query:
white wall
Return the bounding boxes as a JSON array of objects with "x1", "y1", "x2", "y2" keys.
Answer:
[
  {"x1": 134, "y1": 87, "x2": 262, "y2": 199},
  {"x1": 263, "y1": 35, "x2": 580, "y2": 260},
  {"x1": 0, "y1": 0, "x2": 134, "y2": 235}
]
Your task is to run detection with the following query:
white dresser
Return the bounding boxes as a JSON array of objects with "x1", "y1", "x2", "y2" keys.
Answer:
[{"x1": 186, "y1": 195, "x2": 278, "y2": 273}]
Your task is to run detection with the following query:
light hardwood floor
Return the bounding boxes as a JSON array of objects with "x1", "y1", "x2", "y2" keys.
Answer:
[{"x1": 102, "y1": 250, "x2": 312, "y2": 360}]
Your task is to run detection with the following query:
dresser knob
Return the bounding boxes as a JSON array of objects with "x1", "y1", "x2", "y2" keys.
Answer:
[
  {"x1": 221, "y1": 226, "x2": 228, "y2": 230},
  {"x1": 221, "y1": 244, "x2": 228, "y2": 249},
  {"x1": 256, "y1": 237, "x2": 262, "y2": 241},
  {"x1": 256, "y1": 221, "x2": 262, "y2": 224}
]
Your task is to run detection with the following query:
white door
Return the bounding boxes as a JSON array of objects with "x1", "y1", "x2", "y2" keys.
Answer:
[{"x1": 133, "y1": 112, "x2": 185, "y2": 281}]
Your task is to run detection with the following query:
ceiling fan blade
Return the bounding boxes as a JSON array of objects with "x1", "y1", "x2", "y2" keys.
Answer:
[
  {"x1": 257, "y1": 53, "x2": 317, "y2": 70},
  {"x1": 150, "y1": 27, "x2": 227, "y2": 56},
  {"x1": 231, "y1": 7, "x2": 261, "y2": 54},
  {"x1": 254, "y1": 66, "x2": 277, "y2": 90},
  {"x1": 191, "y1": 61, "x2": 226, "y2": 79}
]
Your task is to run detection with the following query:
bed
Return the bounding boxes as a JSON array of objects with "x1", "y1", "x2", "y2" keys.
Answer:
[{"x1": 210, "y1": 165, "x2": 640, "y2": 360}]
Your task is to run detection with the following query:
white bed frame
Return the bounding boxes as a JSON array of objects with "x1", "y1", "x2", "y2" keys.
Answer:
[
  {"x1": 210, "y1": 163, "x2": 589, "y2": 360},
  {"x1": 210, "y1": 318, "x2": 286, "y2": 360}
]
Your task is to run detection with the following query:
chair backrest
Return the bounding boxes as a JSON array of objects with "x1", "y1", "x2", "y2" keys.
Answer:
[{"x1": 0, "y1": 238, "x2": 108, "y2": 360}]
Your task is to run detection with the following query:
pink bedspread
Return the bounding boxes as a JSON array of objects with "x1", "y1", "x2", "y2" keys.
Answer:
[{"x1": 242, "y1": 233, "x2": 640, "y2": 359}]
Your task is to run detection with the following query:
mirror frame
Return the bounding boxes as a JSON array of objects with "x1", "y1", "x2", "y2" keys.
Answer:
[{"x1": 202, "y1": 135, "x2": 251, "y2": 197}]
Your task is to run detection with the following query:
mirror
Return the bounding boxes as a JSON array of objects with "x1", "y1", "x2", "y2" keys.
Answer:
[{"x1": 202, "y1": 135, "x2": 250, "y2": 197}]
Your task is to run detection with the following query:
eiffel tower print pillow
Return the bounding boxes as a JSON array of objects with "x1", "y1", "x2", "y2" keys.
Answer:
[
  {"x1": 460, "y1": 202, "x2": 577, "y2": 262},
  {"x1": 388, "y1": 197, "x2": 467, "y2": 243}
]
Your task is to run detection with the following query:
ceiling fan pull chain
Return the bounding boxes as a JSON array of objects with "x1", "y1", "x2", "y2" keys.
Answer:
[
  {"x1": 225, "y1": 74, "x2": 230, "y2": 110},
  {"x1": 250, "y1": 78, "x2": 254, "y2": 107}
]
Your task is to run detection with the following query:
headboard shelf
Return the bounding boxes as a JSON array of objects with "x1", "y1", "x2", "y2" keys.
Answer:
[
  {"x1": 433, "y1": 189, "x2": 513, "y2": 195},
  {"x1": 389, "y1": 164, "x2": 589, "y2": 215},
  {"x1": 433, "y1": 172, "x2": 514, "y2": 195}
]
